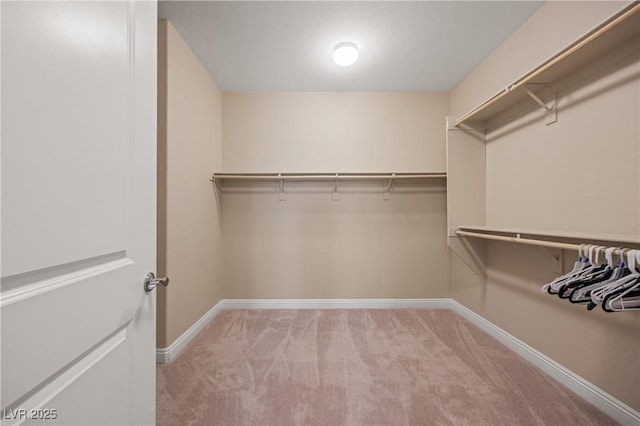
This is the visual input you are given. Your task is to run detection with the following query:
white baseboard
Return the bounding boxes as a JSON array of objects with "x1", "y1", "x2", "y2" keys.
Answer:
[
  {"x1": 448, "y1": 300, "x2": 640, "y2": 426},
  {"x1": 156, "y1": 299, "x2": 225, "y2": 364},
  {"x1": 221, "y1": 298, "x2": 451, "y2": 310},
  {"x1": 156, "y1": 298, "x2": 448, "y2": 363},
  {"x1": 156, "y1": 297, "x2": 640, "y2": 425}
]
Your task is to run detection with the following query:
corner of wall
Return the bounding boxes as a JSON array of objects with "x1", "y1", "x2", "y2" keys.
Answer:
[
  {"x1": 156, "y1": 18, "x2": 169, "y2": 349},
  {"x1": 157, "y1": 18, "x2": 225, "y2": 350},
  {"x1": 445, "y1": 1, "x2": 640, "y2": 412}
]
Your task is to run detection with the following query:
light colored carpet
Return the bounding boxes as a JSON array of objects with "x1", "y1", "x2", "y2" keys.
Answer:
[{"x1": 157, "y1": 309, "x2": 615, "y2": 426}]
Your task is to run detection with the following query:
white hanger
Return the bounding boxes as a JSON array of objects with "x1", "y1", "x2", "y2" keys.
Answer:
[
  {"x1": 557, "y1": 245, "x2": 614, "y2": 298},
  {"x1": 590, "y1": 249, "x2": 640, "y2": 307},
  {"x1": 569, "y1": 247, "x2": 620, "y2": 303},
  {"x1": 541, "y1": 244, "x2": 588, "y2": 293},
  {"x1": 546, "y1": 244, "x2": 600, "y2": 295},
  {"x1": 603, "y1": 250, "x2": 640, "y2": 311}
]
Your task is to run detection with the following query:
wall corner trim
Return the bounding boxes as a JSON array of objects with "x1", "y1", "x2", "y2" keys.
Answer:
[
  {"x1": 156, "y1": 299, "x2": 225, "y2": 364},
  {"x1": 448, "y1": 300, "x2": 640, "y2": 426},
  {"x1": 156, "y1": 298, "x2": 640, "y2": 425},
  {"x1": 221, "y1": 298, "x2": 451, "y2": 310}
]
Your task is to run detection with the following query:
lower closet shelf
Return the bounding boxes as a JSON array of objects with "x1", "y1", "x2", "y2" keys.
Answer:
[{"x1": 455, "y1": 226, "x2": 640, "y2": 249}]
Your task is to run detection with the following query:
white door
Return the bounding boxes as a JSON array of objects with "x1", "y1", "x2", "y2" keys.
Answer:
[{"x1": 1, "y1": 1, "x2": 157, "y2": 425}]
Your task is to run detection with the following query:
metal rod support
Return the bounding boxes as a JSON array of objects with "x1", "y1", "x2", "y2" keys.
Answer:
[
  {"x1": 524, "y1": 88, "x2": 552, "y2": 112},
  {"x1": 385, "y1": 173, "x2": 396, "y2": 192}
]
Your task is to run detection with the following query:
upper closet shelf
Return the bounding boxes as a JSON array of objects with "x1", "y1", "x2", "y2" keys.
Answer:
[
  {"x1": 454, "y1": 2, "x2": 640, "y2": 128},
  {"x1": 211, "y1": 172, "x2": 446, "y2": 182},
  {"x1": 211, "y1": 172, "x2": 446, "y2": 200}
]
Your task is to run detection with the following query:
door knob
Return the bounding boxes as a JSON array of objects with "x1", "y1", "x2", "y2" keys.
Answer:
[{"x1": 144, "y1": 272, "x2": 169, "y2": 292}]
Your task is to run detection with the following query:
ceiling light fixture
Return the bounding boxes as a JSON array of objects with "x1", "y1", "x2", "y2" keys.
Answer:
[{"x1": 333, "y1": 42, "x2": 359, "y2": 67}]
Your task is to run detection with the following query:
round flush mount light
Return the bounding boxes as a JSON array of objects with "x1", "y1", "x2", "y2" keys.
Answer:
[{"x1": 333, "y1": 42, "x2": 359, "y2": 67}]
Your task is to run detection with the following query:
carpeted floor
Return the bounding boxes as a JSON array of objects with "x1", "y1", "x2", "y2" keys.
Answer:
[{"x1": 157, "y1": 309, "x2": 615, "y2": 426}]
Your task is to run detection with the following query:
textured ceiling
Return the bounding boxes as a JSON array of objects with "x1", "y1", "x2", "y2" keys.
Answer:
[{"x1": 158, "y1": 1, "x2": 543, "y2": 92}]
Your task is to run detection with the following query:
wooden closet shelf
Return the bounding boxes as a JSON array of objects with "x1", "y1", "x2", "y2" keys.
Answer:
[
  {"x1": 454, "y1": 2, "x2": 640, "y2": 127},
  {"x1": 211, "y1": 172, "x2": 447, "y2": 182},
  {"x1": 456, "y1": 225, "x2": 640, "y2": 249}
]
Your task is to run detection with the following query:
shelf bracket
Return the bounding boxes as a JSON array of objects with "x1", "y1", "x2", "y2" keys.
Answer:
[
  {"x1": 383, "y1": 173, "x2": 395, "y2": 200},
  {"x1": 211, "y1": 178, "x2": 222, "y2": 197},
  {"x1": 524, "y1": 86, "x2": 557, "y2": 125},
  {"x1": 332, "y1": 174, "x2": 340, "y2": 201},
  {"x1": 278, "y1": 174, "x2": 287, "y2": 201},
  {"x1": 539, "y1": 246, "x2": 564, "y2": 274}
]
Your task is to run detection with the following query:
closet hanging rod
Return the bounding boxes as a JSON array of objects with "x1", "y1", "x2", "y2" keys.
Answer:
[
  {"x1": 454, "y1": 230, "x2": 638, "y2": 254},
  {"x1": 455, "y1": 230, "x2": 581, "y2": 251},
  {"x1": 210, "y1": 172, "x2": 446, "y2": 182}
]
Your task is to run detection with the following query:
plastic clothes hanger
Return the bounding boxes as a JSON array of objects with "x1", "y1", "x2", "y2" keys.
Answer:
[
  {"x1": 602, "y1": 250, "x2": 640, "y2": 312},
  {"x1": 605, "y1": 286, "x2": 640, "y2": 311},
  {"x1": 542, "y1": 244, "x2": 587, "y2": 293},
  {"x1": 590, "y1": 249, "x2": 640, "y2": 309},
  {"x1": 603, "y1": 279, "x2": 640, "y2": 311},
  {"x1": 567, "y1": 247, "x2": 612, "y2": 301},
  {"x1": 558, "y1": 246, "x2": 612, "y2": 299},
  {"x1": 542, "y1": 244, "x2": 593, "y2": 294},
  {"x1": 544, "y1": 244, "x2": 593, "y2": 294},
  {"x1": 590, "y1": 249, "x2": 638, "y2": 307},
  {"x1": 548, "y1": 245, "x2": 601, "y2": 295},
  {"x1": 569, "y1": 247, "x2": 628, "y2": 304}
]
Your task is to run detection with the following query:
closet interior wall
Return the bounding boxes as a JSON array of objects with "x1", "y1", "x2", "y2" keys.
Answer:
[
  {"x1": 448, "y1": 1, "x2": 640, "y2": 411},
  {"x1": 157, "y1": 20, "x2": 224, "y2": 348},
  {"x1": 158, "y1": 2, "x2": 639, "y2": 414},
  {"x1": 221, "y1": 93, "x2": 450, "y2": 299}
]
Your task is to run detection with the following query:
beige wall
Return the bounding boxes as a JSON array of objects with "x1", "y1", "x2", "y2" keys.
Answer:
[
  {"x1": 454, "y1": 243, "x2": 640, "y2": 410},
  {"x1": 157, "y1": 20, "x2": 224, "y2": 348},
  {"x1": 222, "y1": 184, "x2": 449, "y2": 299},
  {"x1": 484, "y1": 38, "x2": 639, "y2": 236},
  {"x1": 223, "y1": 92, "x2": 448, "y2": 172},
  {"x1": 222, "y1": 93, "x2": 450, "y2": 299},
  {"x1": 157, "y1": 3, "x2": 640, "y2": 412},
  {"x1": 449, "y1": 1, "x2": 640, "y2": 411}
]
